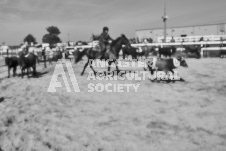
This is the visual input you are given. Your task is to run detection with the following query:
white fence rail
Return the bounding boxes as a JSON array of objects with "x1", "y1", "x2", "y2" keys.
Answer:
[
  {"x1": 158, "y1": 35, "x2": 226, "y2": 43},
  {"x1": 74, "y1": 41, "x2": 226, "y2": 49}
]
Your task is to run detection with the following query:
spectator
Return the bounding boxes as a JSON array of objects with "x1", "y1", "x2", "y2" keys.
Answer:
[{"x1": 170, "y1": 37, "x2": 175, "y2": 43}]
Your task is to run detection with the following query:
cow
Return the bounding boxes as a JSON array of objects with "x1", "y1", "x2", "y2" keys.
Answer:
[
  {"x1": 158, "y1": 46, "x2": 177, "y2": 58},
  {"x1": 220, "y1": 50, "x2": 226, "y2": 58},
  {"x1": 145, "y1": 56, "x2": 188, "y2": 82},
  {"x1": 0, "y1": 97, "x2": 4, "y2": 103},
  {"x1": 137, "y1": 46, "x2": 155, "y2": 59},
  {"x1": 5, "y1": 56, "x2": 19, "y2": 78},
  {"x1": 65, "y1": 49, "x2": 74, "y2": 61},
  {"x1": 47, "y1": 50, "x2": 63, "y2": 65},
  {"x1": 122, "y1": 46, "x2": 138, "y2": 59},
  {"x1": 183, "y1": 45, "x2": 201, "y2": 59},
  {"x1": 18, "y1": 52, "x2": 37, "y2": 78}
]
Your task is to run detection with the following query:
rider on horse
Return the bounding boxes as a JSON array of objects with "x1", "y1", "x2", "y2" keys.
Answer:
[{"x1": 97, "y1": 26, "x2": 113, "y2": 59}]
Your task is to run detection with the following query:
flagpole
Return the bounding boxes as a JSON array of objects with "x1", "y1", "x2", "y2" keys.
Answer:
[{"x1": 162, "y1": 0, "x2": 168, "y2": 43}]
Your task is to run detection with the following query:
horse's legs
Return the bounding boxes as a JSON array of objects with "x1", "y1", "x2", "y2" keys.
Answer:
[
  {"x1": 27, "y1": 68, "x2": 29, "y2": 78},
  {"x1": 37, "y1": 57, "x2": 39, "y2": 64},
  {"x1": 159, "y1": 53, "x2": 161, "y2": 58},
  {"x1": 21, "y1": 68, "x2": 24, "y2": 78},
  {"x1": 13, "y1": 67, "x2": 17, "y2": 77},
  {"x1": 115, "y1": 62, "x2": 120, "y2": 72},
  {"x1": 89, "y1": 60, "x2": 97, "y2": 75},
  {"x1": 32, "y1": 65, "x2": 36, "y2": 76},
  {"x1": 112, "y1": 60, "x2": 120, "y2": 73},
  {"x1": 108, "y1": 61, "x2": 111, "y2": 72},
  {"x1": 49, "y1": 58, "x2": 52, "y2": 65},
  {"x1": 43, "y1": 55, "x2": 47, "y2": 68},
  {"x1": 135, "y1": 54, "x2": 138, "y2": 60},
  {"x1": 123, "y1": 53, "x2": 126, "y2": 59},
  {"x1": 8, "y1": 67, "x2": 10, "y2": 78},
  {"x1": 81, "y1": 61, "x2": 89, "y2": 76}
]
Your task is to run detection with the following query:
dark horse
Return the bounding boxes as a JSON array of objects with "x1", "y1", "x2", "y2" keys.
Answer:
[
  {"x1": 74, "y1": 34, "x2": 131, "y2": 75},
  {"x1": 5, "y1": 56, "x2": 19, "y2": 78},
  {"x1": 18, "y1": 52, "x2": 37, "y2": 78}
]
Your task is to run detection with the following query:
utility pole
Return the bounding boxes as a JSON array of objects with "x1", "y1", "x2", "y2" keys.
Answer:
[
  {"x1": 67, "y1": 33, "x2": 70, "y2": 42},
  {"x1": 162, "y1": 0, "x2": 168, "y2": 43}
]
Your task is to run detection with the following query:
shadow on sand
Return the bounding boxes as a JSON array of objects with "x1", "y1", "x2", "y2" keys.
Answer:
[{"x1": 18, "y1": 71, "x2": 49, "y2": 79}]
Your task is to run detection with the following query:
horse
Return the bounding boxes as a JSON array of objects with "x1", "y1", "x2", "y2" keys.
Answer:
[
  {"x1": 183, "y1": 45, "x2": 201, "y2": 59},
  {"x1": 5, "y1": 56, "x2": 19, "y2": 78},
  {"x1": 74, "y1": 34, "x2": 131, "y2": 76},
  {"x1": 122, "y1": 46, "x2": 138, "y2": 59},
  {"x1": 18, "y1": 52, "x2": 37, "y2": 78}
]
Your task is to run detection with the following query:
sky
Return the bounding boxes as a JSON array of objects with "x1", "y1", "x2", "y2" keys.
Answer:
[{"x1": 0, "y1": 0, "x2": 226, "y2": 45}]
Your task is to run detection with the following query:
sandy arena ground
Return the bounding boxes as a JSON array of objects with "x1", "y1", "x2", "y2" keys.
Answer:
[{"x1": 0, "y1": 58, "x2": 226, "y2": 151}]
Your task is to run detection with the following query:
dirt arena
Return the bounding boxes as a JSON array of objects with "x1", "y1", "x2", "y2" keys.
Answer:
[{"x1": 0, "y1": 58, "x2": 226, "y2": 151}]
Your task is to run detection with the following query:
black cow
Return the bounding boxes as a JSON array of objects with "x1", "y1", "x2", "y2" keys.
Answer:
[
  {"x1": 137, "y1": 46, "x2": 155, "y2": 59},
  {"x1": 158, "y1": 46, "x2": 177, "y2": 58},
  {"x1": 122, "y1": 46, "x2": 138, "y2": 59},
  {"x1": 47, "y1": 51, "x2": 63, "y2": 65},
  {"x1": 65, "y1": 50, "x2": 74, "y2": 61},
  {"x1": 5, "y1": 56, "x2": 19, "y2": 78},
  {"x1": 19, "y1": 52, "x2": 37, "y2": 78},
  {"x1": 183, "y1": 45, "x2": 201, "y2": 59},
  {"x1": 220, "y1": 50, "x2": 226, "y2": 58}
]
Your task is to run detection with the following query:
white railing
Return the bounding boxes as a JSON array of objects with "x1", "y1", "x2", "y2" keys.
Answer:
[
  {"x1": 2, "y1": 41, "x2": 225, "y2": 55},
  {"x1": 201, "y1": 47, "x2": 226, "y2": 51},
  {"x1": 74, "y1": 41, "x2": 226, "y2": 49},
  {"x1": 73, "y1": 41, "x2": 226, "y2": 58},
  {"x1": 158, "y1": 35, "x2": 226, "y2": 43}
]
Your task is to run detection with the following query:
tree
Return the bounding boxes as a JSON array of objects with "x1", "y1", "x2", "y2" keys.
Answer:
[
  {"x1": 42, "y1": 34, "x2": 61, "y2": 46},
  {"x1": 46, "y1": 26, "x2": 61, "y2": 35},
  {"x1": 24, "y1": 34, "x2": 37, "y2": 46},
  {"x1": 42, "y1": 26, "x2": 61, "y2": 47}
]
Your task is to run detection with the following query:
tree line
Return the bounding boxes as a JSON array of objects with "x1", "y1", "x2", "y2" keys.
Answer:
[
  {"x1": 23, "y1": 26, "x2": 149, "y2": 47},
  {"x1": 23, "y1": 26, "x2": 61, "y2": 47}
]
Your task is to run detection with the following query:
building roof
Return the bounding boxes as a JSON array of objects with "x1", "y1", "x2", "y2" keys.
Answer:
[{"x1": 136, "y1": 22, "x2": 226, "y2": 32}]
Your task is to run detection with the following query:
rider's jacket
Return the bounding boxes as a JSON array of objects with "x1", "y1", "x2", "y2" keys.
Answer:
[{"x1": 99, "y1": 32, "x2": 113, "y2": 45}]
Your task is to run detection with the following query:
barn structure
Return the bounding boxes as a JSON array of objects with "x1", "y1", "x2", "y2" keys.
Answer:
[{"x1": 136, "y1": 23, "x2": 226, "y2": 43}]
